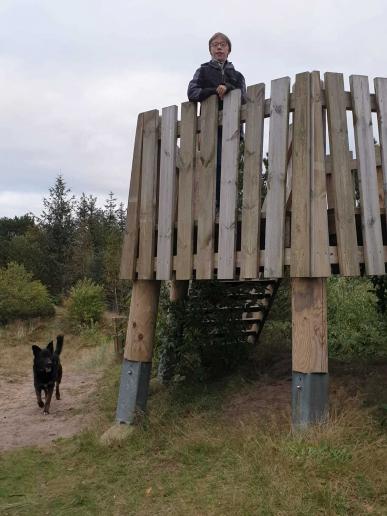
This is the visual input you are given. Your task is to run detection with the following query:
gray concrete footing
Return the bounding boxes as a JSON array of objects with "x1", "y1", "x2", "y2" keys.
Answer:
[
  {"x1": 116, "y1": 359, "x2": 152, "y2": 424},
  {"x1": 292, "y1": 372, "x2": 329, "y2": 429}
]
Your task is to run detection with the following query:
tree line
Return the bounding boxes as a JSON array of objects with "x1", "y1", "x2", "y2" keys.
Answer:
[{"x1": 0, "y1": 175, "x2": 129, "y2": 311}]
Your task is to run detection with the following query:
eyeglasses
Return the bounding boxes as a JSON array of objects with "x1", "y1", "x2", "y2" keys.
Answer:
[{"x1": 210, "y1": 41, "x2": 228, "y2": 49}]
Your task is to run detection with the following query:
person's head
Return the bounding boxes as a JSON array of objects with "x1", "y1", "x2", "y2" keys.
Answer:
[{"x1": 209, "y1": 32, "x2": 231, "y2": 63}]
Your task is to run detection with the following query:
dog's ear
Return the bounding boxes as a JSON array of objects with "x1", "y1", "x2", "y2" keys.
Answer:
[
  {"x1": 47, "y1": 341, "x2": 54, "y2": 353},
  {"x1": 32, "y1": 345, "x2": 41, "y2": 356}
]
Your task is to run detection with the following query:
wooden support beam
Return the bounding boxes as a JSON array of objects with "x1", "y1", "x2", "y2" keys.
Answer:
[
  {"x1": 116, "y1": 280, "x2": 161, "y2": 424},
  {"x1": 292, "y1": 277, "x2": 328, "y2": 373},
  {"x1": 292, "y1": 277, "x2": 328, "y2": 428},
  {"x1": 124, "y1": 280, "x2": 161, "y2": 362}
]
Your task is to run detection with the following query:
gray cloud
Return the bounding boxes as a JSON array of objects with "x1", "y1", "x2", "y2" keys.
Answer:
[{"x1": 1, "y1": 0, "x2": 386, "y2": 217}]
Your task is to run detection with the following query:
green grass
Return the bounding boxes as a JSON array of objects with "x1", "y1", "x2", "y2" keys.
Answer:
[
  {"x1": 1, "y1": 361, "x2": 387, "y2": 516},
  {"x1": 1, "y1": 313, "x2": 387, "y2": 515}
]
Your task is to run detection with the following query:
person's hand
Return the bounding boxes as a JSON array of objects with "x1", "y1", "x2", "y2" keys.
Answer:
[{"x1": 216, "y1": 84, "x2": 227, "y2": 100}]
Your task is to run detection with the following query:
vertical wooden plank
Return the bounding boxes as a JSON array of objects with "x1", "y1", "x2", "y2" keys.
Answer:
[
  {"x1": 375, "y1": 78, "x2": 387, "y2": 233},
  {"x1": 291, "y1": 72, "x2": 311, "y2": 277},
  {"x1": 311, "y1": 71, "x2": 330, "y2": 277},
  {"x1": 156, "y1": 105, "x2": 178, "y2": 280},
  {"x1": 324, "y1": 72, "x2": 358, "y2": 276},
  {"x1": 120, "y1": 113, "x2": 144, "y2": 279},
  {"x1": 240, "y1": 83, "x2": 265, "y2": 279},
  {"x1": 196, "y1": 95, "x2": 218, "y2": 279},
  {"x1": 137, "y1": 109, "x2": 159, "y2": 279},
  {"x1": 292, "y1": 278, "x2": 328, "y2": 373},
  {"x1": 176, "y1": 102, "x2": 197, "y2": 279},
  {"x1": 350, "y1": 75, "x2": 384, "y2": 274},
  {"x1": 264, "y1": 77, "x2": 290, "y2": 278},
  {"x1": 218, "y1": 89, "x2": 241, "y2": 279}
]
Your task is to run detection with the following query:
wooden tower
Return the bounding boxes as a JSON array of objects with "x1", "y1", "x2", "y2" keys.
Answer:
[{"x1": 116, "y1": 71, "x2": 387, "y2": 428}]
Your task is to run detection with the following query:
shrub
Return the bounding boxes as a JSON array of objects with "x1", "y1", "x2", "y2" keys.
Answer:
[
  {"x1": 0, "y1": 262, "x2": 54, "y2": 323},
  {"x1": 327, "y1": 277, "x2": 387, "y2": 358},
  {"x1": 65, "y1": 278, "x2": 105, "y2": 328},
  {"x1": 156, "y1": 281, "x2": 249, "y2": 383}
]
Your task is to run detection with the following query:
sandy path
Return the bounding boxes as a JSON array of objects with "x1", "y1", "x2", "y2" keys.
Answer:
[{"x1": 0, "y1": 370, "x2": 100, "y2": 451}]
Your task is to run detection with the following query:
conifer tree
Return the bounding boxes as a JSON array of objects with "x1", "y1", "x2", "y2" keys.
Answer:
[{"x1": 40, "y1": 175, "x2": 76, "y2": 295}]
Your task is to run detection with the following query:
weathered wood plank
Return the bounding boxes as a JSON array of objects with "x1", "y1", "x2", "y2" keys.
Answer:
[
  {"x1": 264, "y1": 77, "x2": 290, "y2": 278},
  {"x1": 120, "y1": 113, "x2": 144, "y2": 280},
  {"x1": 375, "y1": 77, "x2": 387, "y2": 238},
  {"x1": 156, "y1": 105, "x2": 178, "y2": 280},
  {"x1": 324, "y1": 72, "x2": 358, "y2": 276},
  {"x1": 292, "y1": 278, "x2": 328, "y2": 373},
  {"x1": 196, "y1": 95, "x2": 218, "y2": 279},
  {"x1": 240, "y1": 83, "x2": 265, "y2": 279},
  {"x1": 137, "y1": 109, "x2": 159, "y2": 279},
  {"x1": 218, "y1": 89, "x2": 241, "y2": 279},
  {"x1": 311, "y1": 71, "x2": 330, "y2": 277},
  {"x1": 291, "y1": 72, "x2": 311, "y2": 277},
  {"x1": 176, "y1": 102, "x2": 197, "y2": 279},
  {"x1": 350, "y1": 75, "x2": 384, "y2": 274}
]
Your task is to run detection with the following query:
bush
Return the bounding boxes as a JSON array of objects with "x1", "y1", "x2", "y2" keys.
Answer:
[
  {"x1": 327, "y1": 277, "x2": 387, "y2": 358},
  {"x1": 0, "y1": 262, "x2": 54, "y2": 323},
  {"x1": 156, "y1": 281, "x2": 249, "y2": 383},
  {"x1": 65, "y1": 278, "x2": 105, "y2": 328}
]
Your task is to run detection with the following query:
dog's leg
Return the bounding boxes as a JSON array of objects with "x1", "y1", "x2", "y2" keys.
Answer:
[
  {"x1": 55, "y1": 382, "x2": 60, "y2": 400},
  {"x1": 56, "y1": 364, "x2": 62, "y2": 400},
  {"x1": 43, "y1": 386, "x2": 54, "y2": 414},
  {"x1": 35, "y1": 386, "x2": 44, "y2": 408}
]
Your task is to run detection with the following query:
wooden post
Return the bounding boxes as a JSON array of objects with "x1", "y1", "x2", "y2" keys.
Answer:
[
  {"x1": 169, "y1": 280, "x2": 189, "y2": 302},
  {"x1": 291, "y1": 278, "x2": 328, "y2": 428},
  {"x1": 116, "y1": 280, "x2": 160, "y2": 424}
]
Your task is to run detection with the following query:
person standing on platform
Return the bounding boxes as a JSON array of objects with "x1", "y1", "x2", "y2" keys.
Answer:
[{"x1": 187, "y1": 32, "x2": 246, "y2": 208}]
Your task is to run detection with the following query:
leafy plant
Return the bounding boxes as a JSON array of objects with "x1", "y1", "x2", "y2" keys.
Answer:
[
  {"x1": 0, "y1": 262, "x2": 54, "y2": 323},
  {"x1": 327, "y1": 277, "x2": 387, "y2": 358},
  {"x1": 156, "y1": 281, "x2": 249, "y2": 383},
  {"x1": 65, "y1": 278, "x2": 105, "y2": 328}
]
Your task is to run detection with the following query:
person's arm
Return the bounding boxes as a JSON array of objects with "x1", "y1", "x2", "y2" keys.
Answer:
[
  {"x1": 239, "y1": 74, "x2": 247, "y2": 104},
  {"x1": 224, "y1": 73, "x2": 247, "y2": 103},
  {"x1": 187, "y1": 68, "x2": 217, "y2": 102}
]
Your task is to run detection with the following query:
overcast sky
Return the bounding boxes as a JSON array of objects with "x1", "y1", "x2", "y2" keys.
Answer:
[{"x1": 1, "y1": 0, "x2": 386, "y2": 217}]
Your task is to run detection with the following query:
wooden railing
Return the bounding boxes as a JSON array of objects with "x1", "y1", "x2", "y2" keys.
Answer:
[{"x1": 120, "y1": 71, "x2": 387, "y2": 281}]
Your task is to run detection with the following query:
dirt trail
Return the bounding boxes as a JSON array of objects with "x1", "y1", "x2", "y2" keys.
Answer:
[{"x1": 0, "y1": 369, "x2": 100, "y2": 451}]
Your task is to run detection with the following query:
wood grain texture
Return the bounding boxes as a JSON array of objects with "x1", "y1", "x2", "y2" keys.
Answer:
[
  {"x1": 292, "y1": 278, "x2": 328, "y2": 373},
  {"x1": 156, "y1": 105, "x2": 178, "y2": 280},
  {"x1": 124, "y1": 280, "x2": 161, "y2": 362},
  {"x1": 196, "y1": 95, "x2": 218, "y2": 279},
  {"x1": 137, "y1": 110, "x2": 159, "y2": 279},
  {"x1": 120, "y1": 113, "x2": 144, "y2": 279},
  {"x1": 240, "y1": 83, "x2": 265, "y2": 279},
  {"x1": 350, "y1": 75, "x2": 384, "y2": 274},
  {"x1": 374, "y1": 77, "x2": 387, "y2": 235},
  {"x1": 264, "y1": 77, "x2": 290, "y2": 278},
  {"x1": 176, "y1": 102, "x2": 197, "y2": 279},
  {"x1": 311, "y1": 71, "x2": 330, "y2": 277},
  {"x1": 325, "y1": 72, "x2": 358, "y2": 276},
  {"x1": 291, "y1": 72, "x2": 311, "y2": 277},
  {"x1": 218, "y1": 89, "x2": 241, "y2": 279}
]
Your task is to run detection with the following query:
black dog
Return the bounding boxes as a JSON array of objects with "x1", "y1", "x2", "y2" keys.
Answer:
[{"x1": 32, "y1": 335, "x2": 63, "y2": 414}]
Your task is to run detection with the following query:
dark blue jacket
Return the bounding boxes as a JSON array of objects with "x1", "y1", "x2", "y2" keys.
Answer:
[{"x1": 187, "y1": 60, "x2": 246, "y2": 104}]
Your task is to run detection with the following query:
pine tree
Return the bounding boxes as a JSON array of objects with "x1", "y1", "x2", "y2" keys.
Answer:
[{"x1": 40, "y1": 175, "x2": 76, "y2": 296}]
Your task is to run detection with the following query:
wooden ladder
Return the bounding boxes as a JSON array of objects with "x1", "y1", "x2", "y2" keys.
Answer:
[
  {"x1": 187, "y1": 278, "x2": 281, "y2": 345},
  {"x1": 216, "y1": 279, "x2": 281, "y2": 344}
]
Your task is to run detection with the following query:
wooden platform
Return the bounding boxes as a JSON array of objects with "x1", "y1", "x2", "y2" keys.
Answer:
[{"x1": 120, "y1": 71, "x2": 387, "y2": 281}]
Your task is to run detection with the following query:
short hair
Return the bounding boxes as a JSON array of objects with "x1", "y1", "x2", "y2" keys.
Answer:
[{"x1": 209, "y1": 32, "x2": 232, "y2": 52}]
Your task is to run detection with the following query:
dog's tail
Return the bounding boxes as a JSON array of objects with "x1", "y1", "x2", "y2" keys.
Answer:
[{"x1": 55, "y1": 335, "x2": 64, "y2": 355}]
